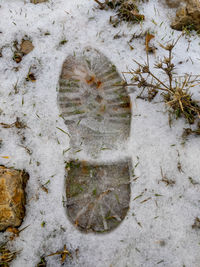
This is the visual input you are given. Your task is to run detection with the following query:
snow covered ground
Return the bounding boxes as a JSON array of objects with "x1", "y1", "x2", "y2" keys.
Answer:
[{"x1": 0, "y1": 0, "x2": 200, "y2": 266}]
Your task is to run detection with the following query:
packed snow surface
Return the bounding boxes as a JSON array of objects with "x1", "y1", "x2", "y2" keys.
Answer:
[{"x1": 0, "y1": 0, "x2": 200, "y2": 266}]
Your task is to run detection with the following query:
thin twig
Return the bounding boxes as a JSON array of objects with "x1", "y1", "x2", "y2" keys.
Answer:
[{"x1": 94, "y1": 0, "x2": 104, "y2": 8}]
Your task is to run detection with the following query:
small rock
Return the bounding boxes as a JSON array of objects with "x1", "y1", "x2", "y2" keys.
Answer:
[
  {"x1": 171, "y1": 0, "x2": 200, "y2": 31},
  {"x1": 0, "y1": 166, "x2": 29, "y2": 231},
  {"x1": 20, "y1": 40, "x2": 34, "y2": 55},
  {"x1": 30, "y1": 0, "x2": 48, "y2": 3}
]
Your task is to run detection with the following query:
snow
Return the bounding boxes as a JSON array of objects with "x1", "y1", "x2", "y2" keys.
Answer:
[{"x1": 0, "y1": 0, "x2": 200, "y2": 266}]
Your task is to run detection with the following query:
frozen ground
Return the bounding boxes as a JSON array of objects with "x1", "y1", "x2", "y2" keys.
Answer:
[{"x1": 0, "y1": 0, "x2": 200, "y2": 266}]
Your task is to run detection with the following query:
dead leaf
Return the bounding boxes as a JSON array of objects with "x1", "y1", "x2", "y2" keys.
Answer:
[
  {"x1": 41, "y1": 185, "x2": 48, "y2": 194},
  {"x1": 0, "y1": 118, "x2": 26, "y2": 129},
  {"x1": 6, "y1": 227, "x2": 19, "y2": 235},
  {"x1": 20, "y1": 40, "x2": 34, "y2": 55},
  {"x1": 145, "y1": 33, "x2": 155, "y2": 52}
]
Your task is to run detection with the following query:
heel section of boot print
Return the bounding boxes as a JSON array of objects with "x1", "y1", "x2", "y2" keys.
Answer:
[{"x1": 65, "y1": 159, "x2": 131, "y2": 233}]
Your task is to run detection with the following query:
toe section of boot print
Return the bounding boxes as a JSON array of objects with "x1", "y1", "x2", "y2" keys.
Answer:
[
  {"x1": 65, "y1": 159, "x2": 131, "y2": 233},
  {"x1": 58, "y1": 47, "x2": 131, "y2": 153}
]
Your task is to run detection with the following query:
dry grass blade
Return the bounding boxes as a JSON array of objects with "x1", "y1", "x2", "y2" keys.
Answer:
[
  {"x1": 94, "y1": 0, "x2": 105, "y2": 9},
  {"x1": 0, "y1": 118, "x2": 26, "y2": 129},
  {"x1": 182, "y1": 122, "x2": 200, "y2": 139},
  {"x1": 0, "y1": 242, "x2": 18, "y2": 266},
  {"x1": 46, "y1": 245, "x2": 72, "y2": 264},
  {"x1": 160, "y1": 167, "x2": 175, "y2": 186}
]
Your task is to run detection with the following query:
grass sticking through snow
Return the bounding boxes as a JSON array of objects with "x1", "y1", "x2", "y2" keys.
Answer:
[
  {"x1": 0, "y1": 242, "x2": 18, "y2": 267},
  {"x1": 125, "y1": 34, "x2": 200, "y2": 132},
  {"x1": 94, "y1": 0, "x2": 145, "y2": 27}
]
